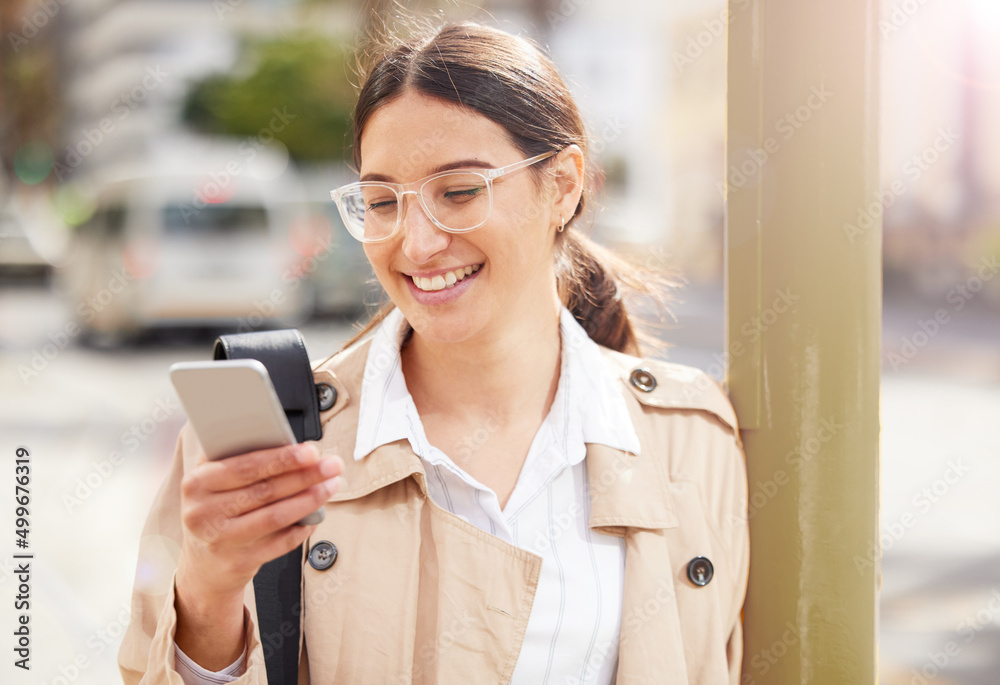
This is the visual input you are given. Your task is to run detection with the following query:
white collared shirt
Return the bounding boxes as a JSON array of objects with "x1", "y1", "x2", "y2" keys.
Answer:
[
  {"x1": 179, "y1": 306, "x2": 641, "y2": 685},
  {"x1": 358, "y1": 306, "x2": 640, "y2": 684}
]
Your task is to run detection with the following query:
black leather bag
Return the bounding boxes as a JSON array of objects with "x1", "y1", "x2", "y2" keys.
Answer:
[{"x1": 213, "y1": 328, "x2": 333, "y2": 685}]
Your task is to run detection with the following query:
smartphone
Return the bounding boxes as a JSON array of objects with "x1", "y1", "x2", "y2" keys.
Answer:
[{"x1": 169, "y1": 359, "x2": 324, "y2": 525}]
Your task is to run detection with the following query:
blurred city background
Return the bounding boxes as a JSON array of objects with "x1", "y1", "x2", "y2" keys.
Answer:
[{"x1": 1, "y1": 0, "x2": 998, "y2": 682}]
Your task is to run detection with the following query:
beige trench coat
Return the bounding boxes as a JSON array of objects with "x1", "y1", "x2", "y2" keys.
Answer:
[{"x1": 119, "y1": 340, "x2": 749, "y2": 684}]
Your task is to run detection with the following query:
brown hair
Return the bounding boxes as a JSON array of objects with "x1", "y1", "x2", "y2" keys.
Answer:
[{"x1": 342, "y1": 21, "x2": 674, "y2": 355}]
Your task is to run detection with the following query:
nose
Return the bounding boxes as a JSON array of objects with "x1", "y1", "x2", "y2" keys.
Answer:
[{"x1": 399, "y1": 190, "x2": 450, "y2": 264}]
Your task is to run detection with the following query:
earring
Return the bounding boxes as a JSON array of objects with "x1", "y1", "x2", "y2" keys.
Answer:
[{"x1": 557, "y1": 216, "x2": 566, "y2": 233}]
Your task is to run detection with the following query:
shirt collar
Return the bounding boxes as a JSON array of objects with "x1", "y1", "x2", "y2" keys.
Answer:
[
  {"x1": 353, "y1": 306, "x2": 641, "y2": 463},
  {"x1": 559, "y1": 306, "x2": 642, "y2": 456},
  {"x1": 353, "y1": 306, "x2": 415, "y2": 461}
]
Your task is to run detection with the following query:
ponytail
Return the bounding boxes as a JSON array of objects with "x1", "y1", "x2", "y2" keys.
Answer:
[
  {"x1": 555, "y1": 231, "x2": 632, "y2": 353},
  {"x1": 555, "y1": 229, "x2": 677, "y2": 357}
]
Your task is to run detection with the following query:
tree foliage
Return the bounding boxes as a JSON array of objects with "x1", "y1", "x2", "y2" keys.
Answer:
[{"x1": 183, "y1": 33, "x2": 356, "y2": 162}]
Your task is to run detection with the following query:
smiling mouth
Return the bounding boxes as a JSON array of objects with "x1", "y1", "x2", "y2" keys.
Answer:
[{"x1": 410, "y1": 264, "x2": 482, "y2": 292}]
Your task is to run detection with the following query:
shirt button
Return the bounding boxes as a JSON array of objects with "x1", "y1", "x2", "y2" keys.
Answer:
[
  {"x1": 687, "y1": 556, "x2": 714, "y2": 586},
  {"x1": 307, "y1": 540, "x2": 338, "y2": 570},
  {"x1": 629, "y1": 367, "x2": 657, "y2": 392}
]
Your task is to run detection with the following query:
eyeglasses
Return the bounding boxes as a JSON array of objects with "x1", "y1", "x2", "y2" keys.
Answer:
[{"x1": 329, "y1": 150, "x2": 557, "y2": 243}]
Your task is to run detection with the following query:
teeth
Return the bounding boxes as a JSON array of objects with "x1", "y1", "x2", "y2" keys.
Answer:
[{"x1": 412, "y1": 265, "x2": 481, "y2": 292}]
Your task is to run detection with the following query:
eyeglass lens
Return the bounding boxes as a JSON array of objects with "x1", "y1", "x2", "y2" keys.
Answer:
[{"x1": 340, "y1": 172, "x2": 490, "y2": 240}]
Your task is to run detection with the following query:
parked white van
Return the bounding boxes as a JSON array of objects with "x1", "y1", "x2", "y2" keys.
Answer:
[{"x1": 58, "y1": 141, "x2": 314, "y2": 342}]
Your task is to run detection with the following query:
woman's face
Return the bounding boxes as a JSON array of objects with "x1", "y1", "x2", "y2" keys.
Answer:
[{"x1": 359, "y1": 91, "x2": 564, "y2": 346}]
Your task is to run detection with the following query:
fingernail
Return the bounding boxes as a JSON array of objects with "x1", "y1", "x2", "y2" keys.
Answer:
[
  {"x1": 319, "y1": 457, "x2": 341, "y2": 477},
  {"x1": 323, "y1": 476, "x2": 344, "y2": 496}
]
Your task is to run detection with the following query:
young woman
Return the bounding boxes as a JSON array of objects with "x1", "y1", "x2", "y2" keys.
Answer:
[{"x1": 120, "y1": 22, "x2": 748, "y2": 685}]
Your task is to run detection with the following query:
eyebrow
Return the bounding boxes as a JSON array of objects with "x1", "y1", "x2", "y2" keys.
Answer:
[{"x1": 360, "y1": 159, "x2": 497, "y2": 183}]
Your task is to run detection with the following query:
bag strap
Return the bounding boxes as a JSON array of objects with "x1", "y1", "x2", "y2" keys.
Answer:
[
  {"x1": 213, "y1": 328, "x2": 320, "y2": 685},
  {"x1": 213, "y1": 329, "x2": 322, "y2": 443}
]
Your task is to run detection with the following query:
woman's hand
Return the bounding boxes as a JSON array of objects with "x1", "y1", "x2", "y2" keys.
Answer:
[{"x1": 173, "y1": 442, "x2": 344, "y2": 670}]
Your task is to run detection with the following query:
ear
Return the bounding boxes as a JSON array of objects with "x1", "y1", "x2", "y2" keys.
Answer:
[{"x1": 549, "y1": 144, "x2": 584, "y2": 227}]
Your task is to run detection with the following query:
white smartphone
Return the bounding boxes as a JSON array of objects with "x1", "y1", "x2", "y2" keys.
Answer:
[{"x1": 169, "y1": 359, "x2": 324, "y2": 525}]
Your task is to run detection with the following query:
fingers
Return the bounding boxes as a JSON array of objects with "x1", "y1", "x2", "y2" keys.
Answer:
[
  {"x1": 210, "y1": 454, "x2": 343, "y2": 519},
  {"x1": 184, "y1": 442, "x2": 343, "y2": 503},
  {"x1": 181, "y1": 441, "x2": 346, "y2": 544},
  {"x1": 197, "y1": 443, "x2": 326, "y2": 492},
  {"x1": 184, "y1": 470, "x2": 345, "y2": 547},
  {"x1": 236, "y1": 477, "x2": 343, "y2": 539}
]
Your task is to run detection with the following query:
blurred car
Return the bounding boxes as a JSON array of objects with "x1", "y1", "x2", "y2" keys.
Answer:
[
  {"x1": 300, "y1": 201, "x2": 381, "y2": 317},
  {"x1": 295, "y1": 169, "x2": 382, "y2": 318},
  {"x1": 58, "y1": 159, "x2": 313, "y2": 342},
  {"x1": 0, "y1": 211, "x2": 52, "y2": 278}
]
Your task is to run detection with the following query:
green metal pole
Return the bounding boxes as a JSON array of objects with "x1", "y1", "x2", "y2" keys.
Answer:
[{"x1": 725, "y1": 0, "x2": 881, "y2": 683}]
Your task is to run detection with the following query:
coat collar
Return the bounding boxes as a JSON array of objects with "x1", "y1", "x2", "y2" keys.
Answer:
[
  {"x1": 312, "y1": 340, "x2": 428, "y2": 503},
  {"x1": 311, "y1": 337, "x2": 736, "y2": 531},
  {"x1": 350, "y1": 306, "x2": 642, "y2": 465}
]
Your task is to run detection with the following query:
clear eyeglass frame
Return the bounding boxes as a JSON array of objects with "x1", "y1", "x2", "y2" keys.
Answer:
[{"x1": 329, "y1": 149, "x2": 558, "y2": 244}]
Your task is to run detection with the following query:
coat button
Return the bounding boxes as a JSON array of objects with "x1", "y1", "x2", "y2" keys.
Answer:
[
  {"x1": 307, "y1": 540, "x2": 338, "y2": 570},
  {"x1": 629, "y1": 367, "x2": 657, "y2": 392},
  {"x1": 316, "y1": 382, "x2": 337, "y2": 411},
  {"x1": 687, "y1": 556, "x2": 714, "y2": 586}
]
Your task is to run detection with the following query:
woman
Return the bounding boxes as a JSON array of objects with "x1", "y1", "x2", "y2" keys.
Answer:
[{"x1": 120, "y1": 22, "x2": 748, "y2": 685}]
